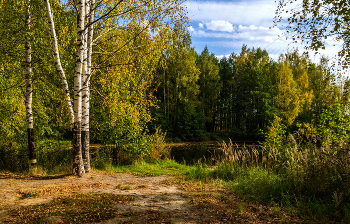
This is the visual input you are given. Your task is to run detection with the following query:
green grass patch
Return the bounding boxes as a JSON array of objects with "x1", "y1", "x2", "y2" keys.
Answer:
[
  {"x1": 187, "y1": 162, "x2": 350, "y2": 222},
  {"x1": 19, "y1": 192, "x2": 38, "y2": 200},
  {"x1": 116, "y1": 184, "x2": 132, "y2": 190},
  {"x1": 108, "y1": 159, "x2": 195, "y2": 176},
  {"x1": 7, "y1": 193, "x2": 134, "y2": 224}
]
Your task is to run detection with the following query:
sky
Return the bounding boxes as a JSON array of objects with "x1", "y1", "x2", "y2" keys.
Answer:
[{"x1": 184, "y1": 0, "x2": 344, "y2": 63}]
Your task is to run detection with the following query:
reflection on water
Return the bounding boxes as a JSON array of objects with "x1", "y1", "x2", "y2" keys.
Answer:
[
  {"x1": 169, "y1": 142, "x2": 220, "y2": 165},
  {"x1": 168, "y1": 141, "x2": 260, "y2": 165}
]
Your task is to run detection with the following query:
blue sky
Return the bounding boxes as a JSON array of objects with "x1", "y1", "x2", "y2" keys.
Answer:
[{"x1": 185, "y1": 0, "x2": 344, "y2": 63}]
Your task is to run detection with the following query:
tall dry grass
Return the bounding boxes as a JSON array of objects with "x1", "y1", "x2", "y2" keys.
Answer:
[
  {"x1": 218, "y1": 139, "x2": 262, "y2": 165},
  {"x1": 218, "y1": 137, "x2": 350, "y2": 218}
]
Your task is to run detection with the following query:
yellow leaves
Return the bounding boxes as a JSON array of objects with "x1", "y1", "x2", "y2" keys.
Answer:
[
  {"x1": 277, "y1": 62, "x2": 301, "y2": 125},
  {"x1": 0, "y1": 85, "x2": 26, "y2": 139},
  {"x1": 88, "y1": 0, "x2": 188, "y2": 137}
]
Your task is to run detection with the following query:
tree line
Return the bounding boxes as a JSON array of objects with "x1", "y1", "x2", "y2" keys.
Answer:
[{"x1": 151, "y1": 33, "x2": 350, "y2": 141}]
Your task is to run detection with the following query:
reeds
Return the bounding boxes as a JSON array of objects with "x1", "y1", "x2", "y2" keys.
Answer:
[
  {"x1": 218, "y1": 139, "x2": 262, "y2": 166},
  {"x1": 218, "y1": 137, "x2": 350, "y2": 215}
]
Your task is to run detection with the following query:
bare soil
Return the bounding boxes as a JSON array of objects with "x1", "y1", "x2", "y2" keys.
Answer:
[{"x1": 0, "y1": 171, "x2": 304, "y2": 223}]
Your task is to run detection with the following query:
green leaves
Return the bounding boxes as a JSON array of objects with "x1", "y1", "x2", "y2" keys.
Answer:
[
  {"x1": 274, "y1": 0, "x2": 350, "y2": 62},
  {"x1": 318, "y1": 102, "x2": 350, "y2": 150}
]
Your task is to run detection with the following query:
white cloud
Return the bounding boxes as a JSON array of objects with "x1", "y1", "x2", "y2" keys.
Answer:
[
  {"x1": 269, "y1": 54, "x2": 280, "y2": 61},
  {"x1": 186, "y1": 0, "x2": 342, "y2": 64},
  {"x1": 324, "y1": 38, "x2": 343, "y2": 46},
  {"x1": 188, "y1": 25, "x2": 284, "y2": 44},
  {"x1": 205, "y1": 20, "x2": 234, "y2": 32},
  {"x1": 216, "y1": 54, "x2": 231, "y2": 60},
  {"x1": 188, "y1": 26, "x2": 195, "y2": 32},
  {"x1": 186, "y1": 1, "x2": 277, "y2": 27}
]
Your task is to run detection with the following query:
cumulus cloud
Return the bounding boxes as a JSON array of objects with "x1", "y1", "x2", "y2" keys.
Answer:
[
  {"x1": 205, "y1": 20, "x2": 234, "y2": 32},
  {"x1": 216, "y1": 54, "x2": 231, "y2": 60},
  {"x1": 189, "y1": 25, "x2": 283, "y2": 44},
  {"x1": 188, "y1": 26, "x2": 195, "y2": 32},
  {"x1": 186, "y1": 0, "x2": 340, "y2": 64},
  {"x1": 324, "y1": 38, "x2": 343, "y2": 46},
  {"x1": 185, "y1": 1, "x2": 277, "y2": 27}
]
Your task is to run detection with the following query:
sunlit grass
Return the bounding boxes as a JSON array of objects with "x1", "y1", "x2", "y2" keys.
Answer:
[
  {"x1": 187, "y1": 161, "x2": 350, "y2": 222},
  {"x1": 107, "y1": 159, "x2": 195, "y2": 176}
]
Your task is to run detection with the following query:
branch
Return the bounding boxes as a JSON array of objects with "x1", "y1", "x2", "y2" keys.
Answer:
[{"x1": 85, "y1": 0, "x2": 124, "y2": 30}]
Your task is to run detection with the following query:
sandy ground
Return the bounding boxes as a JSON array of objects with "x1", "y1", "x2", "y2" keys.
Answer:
[
  {"x1": 0, "y1": 171, "x2": 226, "y2": 223},
  {"x1": 0, "y1": 171, "x2": 304, "y2": 224}
]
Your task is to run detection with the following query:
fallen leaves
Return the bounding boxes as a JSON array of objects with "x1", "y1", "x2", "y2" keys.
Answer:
[{"x1": 14, "y1": 182, "x2": 111, "y2": 198}]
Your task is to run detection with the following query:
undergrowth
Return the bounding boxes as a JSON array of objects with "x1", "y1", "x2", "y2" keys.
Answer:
[{"x1": 187, "y1": 162, "x2": 350, "y2": 222}]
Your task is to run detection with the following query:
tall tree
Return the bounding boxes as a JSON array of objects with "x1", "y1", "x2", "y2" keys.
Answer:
[
  {"x1": 152, "y1": 26, "x2": 202, "y2": 140},
  {"x1": 25, "y1": 0, "x2": 36, "y2": 168},
  {"x1": 81, "y1": 0, "x2": 94, "y2": 173},
  {"x1": 44, "y1": 0, "x2": 74, "y2": 124},
  {"x1": 230, "y1": 46, "x2": 278, "y2": 136},
  {"x1": 197, "y1": 46, "x2": 221, "y2": 132},
  {"x1": 276, "y1": 55, "x2": 300, "y2": 125},
  {"x1": 72, "y1": 0, "x2": 86, "y2": 176},
  {"x1": 218, "y1": 56, "x2": 234, "y2": 131},
  {"x1": 285, "y1": 50, "x2": 313, "y2": 113},
  {"x1": 309, "y1": 56, "x2": 340, "y2": 121}
]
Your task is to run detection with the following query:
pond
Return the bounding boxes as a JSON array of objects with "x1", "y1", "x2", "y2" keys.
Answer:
[
  {"x1": 168, "y1": 142, "x2": 221, "y2": 165},
  {"x1": 168, "y1": 141, "x2": 260, "y2": 165}
]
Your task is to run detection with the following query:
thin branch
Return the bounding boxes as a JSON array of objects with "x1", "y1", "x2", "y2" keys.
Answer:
[{"x1": 85, "y1": 0, "x2": 124, "y2": 30}]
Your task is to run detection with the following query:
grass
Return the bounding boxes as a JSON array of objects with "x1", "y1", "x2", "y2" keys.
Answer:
[
  {"x1": 116, "y1": 184, "x2": 132, "y2": 190},
  {"x1": 19, "y1": 192, "x2": 38, "y2": 200},
  {"x1": 107, "y1": 159, "x2": 195, "y2": 176},
  {"x1": 181, "y1": 190, "x2": 298, "y2": 223},
  {"x1": 187, "y1": 161, "x2": 350, "y2": 222},
  {"x1": 6, "y1": 193, "x2": 134, "y2": 224}
]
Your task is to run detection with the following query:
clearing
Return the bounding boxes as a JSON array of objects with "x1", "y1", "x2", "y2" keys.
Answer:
[{"x1": 0, "y1": 170, "x2": 305, "y2": 223}]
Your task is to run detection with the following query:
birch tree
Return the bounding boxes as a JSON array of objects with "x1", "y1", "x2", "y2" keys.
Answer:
[
  {"x1": 81, "y1": 0, "x2": 94, "y2": 173},
  {"x1": 72, "y1": 0, "x2": 86, "y2": 176},
  {"x1": 44, "y1": 0, "x2": 74, "y2": 125},
  {"x1": 41, "y1": 0, "x2": 188, "y2": 174},
  {"x1": 25, "y1": 0, "x2": 36, "y2": 168}
]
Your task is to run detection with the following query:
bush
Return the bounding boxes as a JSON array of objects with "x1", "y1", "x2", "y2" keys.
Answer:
[
  {"x1": 104, "y1": 128, "x2": 169, "y2": 166},
  {"x1": 147, "y1": 127, "x2": 169, "y2": 162}
]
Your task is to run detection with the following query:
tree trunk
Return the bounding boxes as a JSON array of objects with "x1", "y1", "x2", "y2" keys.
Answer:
[
  {"x1": 25, "y1": 0, "x2": 36, "y2": 168},
  {"x1": 163, "y1": 68, "x2": 166, "y2": 116},
  {"x1": 82, "y1": 0, "x2": 94, "y2": 172},
  {"x1": 44, "y1": 0, "x2": 74, "y2": 125},
  {"x1": 73, "y1": 0, "x2": 86, "y2": 176}
]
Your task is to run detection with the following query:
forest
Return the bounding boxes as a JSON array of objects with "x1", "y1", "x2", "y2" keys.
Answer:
[{"x1": 1, "y1": 0, "x2": 350, "y2": 223}]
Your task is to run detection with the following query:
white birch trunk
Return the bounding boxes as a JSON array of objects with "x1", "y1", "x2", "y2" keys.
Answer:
[
  {"x1": 82, "y1": 0, "x2": 94, "y2": 172},
  {"x1": 25, "y1": 0, "x2": 36, "y2": 168},
  {"x1": 44, "y1": 0, "x2": 74, "y2": 125},
  {"x1": 73, "y1": 0, "x2": 86, "y2": 176}
]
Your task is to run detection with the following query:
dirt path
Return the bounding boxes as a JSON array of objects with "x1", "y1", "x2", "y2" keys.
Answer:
[{"x1": 0, "y1": 171, "x2": 303, "y2": 223}]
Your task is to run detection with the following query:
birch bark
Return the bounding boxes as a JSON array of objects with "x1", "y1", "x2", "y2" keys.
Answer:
[
  {"x1": 73, "y1": 0, "x2": 86, "y2": 176},
  {"x1": 25, "y1": 0, "x2": 36, "y2": 168},
  {"x1": 82, "y1": 0, "x2": 94, "y2": 172},
  {"x1": 44, "y1": 0, "x2": 74, "y2": 125}
]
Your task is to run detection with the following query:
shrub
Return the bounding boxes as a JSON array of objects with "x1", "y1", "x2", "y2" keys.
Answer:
[{"x1": 147, "y1": 127, "x2": 169, "y2": 162}]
